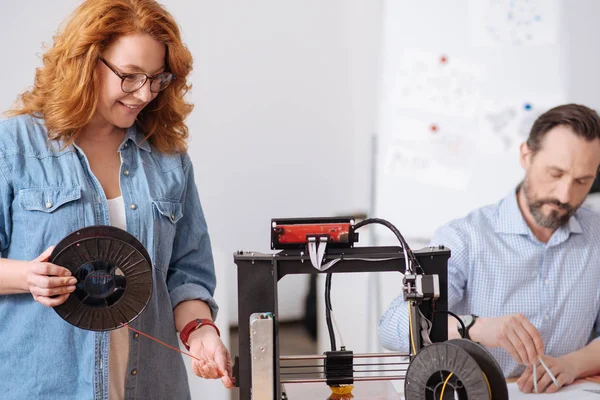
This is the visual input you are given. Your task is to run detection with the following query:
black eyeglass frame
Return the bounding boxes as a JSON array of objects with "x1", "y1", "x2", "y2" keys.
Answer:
[{"x1": 99, "y1": 56, "x2": 175, "y2": 94}]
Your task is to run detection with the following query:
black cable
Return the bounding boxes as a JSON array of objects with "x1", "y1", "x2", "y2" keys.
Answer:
[
  {"x1": 325, "y1": 272, "x2": 336, "y2": 351},
  {"x1": 432, "y1": 310, "x2": 466, "y2": 339},
  {"x1": 354, "y1": 218, "x2": 425, "y2": 273},
  {"x1": 323, "y1": 218, "x2": 425, "y2": 352}
]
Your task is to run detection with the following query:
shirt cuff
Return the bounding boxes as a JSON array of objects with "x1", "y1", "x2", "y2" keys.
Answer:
[{"x1": 169, "y1": 282, "x2": 219, "y2": 321}]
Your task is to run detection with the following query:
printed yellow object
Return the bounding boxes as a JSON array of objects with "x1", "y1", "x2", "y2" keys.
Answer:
[{"x1": 330, "y1": 385, "x2": 354, "y2": 395}]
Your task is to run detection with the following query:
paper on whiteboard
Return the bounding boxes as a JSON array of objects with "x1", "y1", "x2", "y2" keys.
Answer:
[
  {"x1": 381, "y1": 116, "x2": 482, "y2": 191},
  {"x1": 470, "y1": 0, "x2": 559, "y2": 47},
  {"x1": 384, "y1": 144, "x2": 471, "y2": 191},
  {"x1": 387, "y1": 49, "x2": 486, "y2": 119},
  {"x1": 478, "y1": 96, "x2": 565, "y2": 152}
]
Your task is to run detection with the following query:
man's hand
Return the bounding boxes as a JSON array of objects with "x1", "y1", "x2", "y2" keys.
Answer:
[
  {"x1": 517, "y1": 355, "x2": 577, "y2": 393},
  {"x1": 188, "y1": 326, "x2": 234, "y2": 388},
  {"x1": 470, "y1": 314, "x2": 544, "y2": 365},
  {"x1": 26, "y1": 247, "x2": 76, "y2": 307}
]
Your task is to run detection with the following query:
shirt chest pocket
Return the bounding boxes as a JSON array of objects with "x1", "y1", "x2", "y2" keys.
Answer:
[
  {"x1": 152, "y1": 199, "x2": 183, "y2": 274},
  {"x1": 17, "y1": 186, "x2": 84, "y2": 240}
]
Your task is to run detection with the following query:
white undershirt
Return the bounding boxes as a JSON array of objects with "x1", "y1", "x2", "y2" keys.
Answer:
[
  {"x1": 107, "y1": 196, "x2": 127, "y2": 231},
  {"x1": 107, "y1": 196, "x2": 129, "y2": 400}
]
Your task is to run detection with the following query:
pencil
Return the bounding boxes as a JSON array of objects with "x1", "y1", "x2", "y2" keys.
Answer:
[{"x1": 538, "y1": 357, "x2": 560, "y2": 388}]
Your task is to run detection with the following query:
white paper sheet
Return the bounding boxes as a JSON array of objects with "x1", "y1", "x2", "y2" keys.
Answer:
[
  {"x1": 380, "y1": 116, "x2": 484, "y2": 191},
  {"x1": 477, "y1": 95, "x2": 565, "y2": 153},
  {"x1": 387, "y1": 49, "x2": 486, "y2": 119},
  {"x1": 470, "y1": 0, "x2": 559, "y2": 47},
  {"x1": 508, "y1": 381, "x2": 600, "y2": 399}
]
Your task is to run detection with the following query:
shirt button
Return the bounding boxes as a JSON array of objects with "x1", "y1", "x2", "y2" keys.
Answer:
[
  {"x1": 545, "y1": 279, "x2": 550, "y2": 285},
  {"x1": 124, "y1": 142, "x2": 128, "y2": 148},
  {"x1": 133, "y1": 333, "x2": 139, "y2": 339},
  {"x1": 169, "y1": 214, "x2": 176, "y2": 222},
  {"x1": 131, "y1": 369, "x2": 137, "y2": 376},
  {"x1": 544, "y1": 315, "x2": 550, "y2": 320},
  {"x1": 123, "y1": 169, "x2": 130, "y2": 176},
  {"x1": 130, "y1": 204, "x2": 137, "y2": 210},
  {"x1": 45, "y1": 201, "x2": 53, "y2": 209}
]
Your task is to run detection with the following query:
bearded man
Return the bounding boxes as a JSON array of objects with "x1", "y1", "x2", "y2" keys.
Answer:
[{"x1": 379, "y1": 104, "x2": 600, "y2": 394}]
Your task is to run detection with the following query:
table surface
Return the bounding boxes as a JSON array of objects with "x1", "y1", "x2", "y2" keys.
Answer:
[{"x1": 282, "y1": 379, "x2": 600, "y2": 399}]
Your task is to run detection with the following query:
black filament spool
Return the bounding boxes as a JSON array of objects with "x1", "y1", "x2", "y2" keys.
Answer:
[{"x1": 50, "y1": 226, "x2": 153, "y2": 331}]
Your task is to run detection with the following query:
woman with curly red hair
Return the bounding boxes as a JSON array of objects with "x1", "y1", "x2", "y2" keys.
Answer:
[{"x1": 0, "y1": 1, "x2": 233, "y2": 398}]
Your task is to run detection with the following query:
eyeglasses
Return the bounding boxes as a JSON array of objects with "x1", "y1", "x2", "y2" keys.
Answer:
[{"x1": 99, "y1": 57, "x2": 175, "y2": 93}]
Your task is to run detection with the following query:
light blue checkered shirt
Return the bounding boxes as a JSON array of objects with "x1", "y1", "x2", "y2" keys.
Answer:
[{"x1": 378, "y1": 189, "x2": 600, "y2": 377}]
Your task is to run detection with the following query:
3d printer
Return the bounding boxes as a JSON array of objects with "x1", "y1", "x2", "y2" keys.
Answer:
[{"x1": 232, "y1": 217, "x2": 508, "y2": 399}]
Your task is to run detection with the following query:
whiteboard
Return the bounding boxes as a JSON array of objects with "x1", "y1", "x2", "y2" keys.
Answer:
[{"x1": 374, "y1": 0, "x2": 565, "y2": 240}]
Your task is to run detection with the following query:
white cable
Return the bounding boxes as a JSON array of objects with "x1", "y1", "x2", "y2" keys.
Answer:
[
  {"x1": 308, "y1": 240, "x2": 319, "y2": 269},
  {"x1": 316, "y1": 237, "x2": 327, "y2": 268},
  {"x1": 344, "y1": 256, "x2": 404, "y2": 262},
  {"x1": 319, "y1": 258, "x2": 341, "y2": 271},
  {"x1": 307, "y1": 237, "x2": 330, "y2": 271},
  {"x1": 419, "y1": 309, "x2": 433, "y2": 346},
  {"x1": 401, "y1": 243, "x2": 411, "y2": 275},
  {"x1": 318, "y1": 256, "x2": 404, "y2": 272},
  {"x1": 330, "y1": 309, "x2": 345, "y2": 349}
]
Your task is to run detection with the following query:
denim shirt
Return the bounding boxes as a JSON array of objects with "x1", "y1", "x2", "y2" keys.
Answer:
[{"x1": 0, "y1": 115, "x2": 218, "y2": 400}]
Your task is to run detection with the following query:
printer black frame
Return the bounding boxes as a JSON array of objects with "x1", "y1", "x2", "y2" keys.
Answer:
[{"x1": 233, "y1": 245, "x2": 451, "y2": 400}]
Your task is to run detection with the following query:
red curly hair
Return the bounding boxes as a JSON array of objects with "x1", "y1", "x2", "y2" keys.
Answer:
[{"x1": 7, "y1": 0, "x2": 194, "y2": 153}]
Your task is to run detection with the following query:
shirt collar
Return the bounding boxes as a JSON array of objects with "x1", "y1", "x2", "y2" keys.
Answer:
[
  {"x1": 122, "y1": 124, "x2": 152, "y2": 153},
  {"x1": 494, "y1": 188, "x2": 531, "y2": 235},
  {"x1": 494, "y1": 187, "x2": 583, "y2": 237}
]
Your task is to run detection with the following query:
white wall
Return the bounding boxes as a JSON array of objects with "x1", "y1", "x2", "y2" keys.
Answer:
[
  {"x1": 166, "y1": 2, "x2": 378, "y2": 397},
  {"x1": 563, "y1": 0, "x2": 600, "y2": 110},
  {"x1": 1, "y1": 1, "x2": 83, "y2": 109},
  {"x1": 166, "y1": 0, "x2": 373, "y2": 327}
]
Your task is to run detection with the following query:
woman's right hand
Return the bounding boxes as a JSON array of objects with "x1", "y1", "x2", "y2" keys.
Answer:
[{"x1": 26, "y1": 247, "x2": 76, "y2": 307}]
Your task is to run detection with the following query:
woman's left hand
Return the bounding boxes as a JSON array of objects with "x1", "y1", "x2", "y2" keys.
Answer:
[{"x1": 188, "y1": 326, "x2": 234, "y2": 388}]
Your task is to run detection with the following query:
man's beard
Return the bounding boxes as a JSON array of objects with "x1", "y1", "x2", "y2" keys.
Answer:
[{"x1": 521, "y1": 179, "x2": 578, "y2": 230}]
